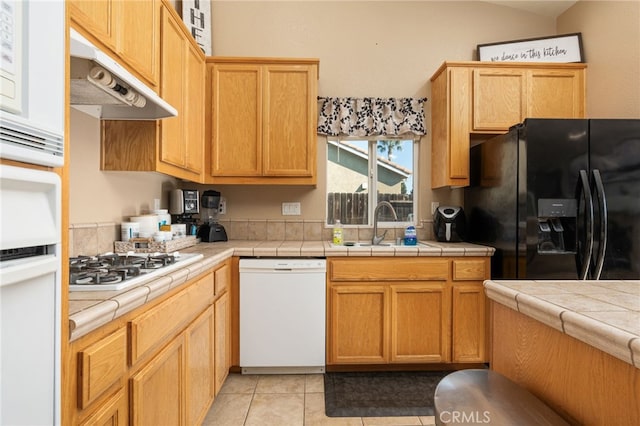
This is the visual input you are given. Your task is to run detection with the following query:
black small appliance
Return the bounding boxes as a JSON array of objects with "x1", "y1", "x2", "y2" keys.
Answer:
[
  {"x1": 197, "y1": 190, "x2": 228, "y2": 242},
  {"x1": 169, "y1": 189, "x2": 199, "y2": 232},
  {"x1": 433, "y1": 206, "x2": 466, "y2": 242}
]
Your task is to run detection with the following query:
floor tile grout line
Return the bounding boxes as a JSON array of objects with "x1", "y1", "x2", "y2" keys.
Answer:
[{"x1": 242, "y1": 378, "x2": 258, "y2": 426}]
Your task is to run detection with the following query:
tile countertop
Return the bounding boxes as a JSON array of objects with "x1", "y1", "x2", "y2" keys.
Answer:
[
  {"x1": 484, "y1": 280, "x2": 640, "y2": 369},
  {"x1": 68, "y1": 240, "x2": 494, "y2": 341}
]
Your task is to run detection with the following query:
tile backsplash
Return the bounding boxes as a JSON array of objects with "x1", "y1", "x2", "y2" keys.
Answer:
[{"x1": 69, "y1": 220, "x2": 434, "y2": 256}]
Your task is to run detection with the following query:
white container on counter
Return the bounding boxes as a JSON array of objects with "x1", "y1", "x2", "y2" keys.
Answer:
[
  {"x1": 120, "y1": 222, "x2": 140, "y2": 242},
  {"x1": 171, "y1": 223, "x2": 187, "y2": 239},
  {"x1": 152, "y1": 209, "x2": 171, "y2": 228},
  {"x1": 130, "y1": 215, "x2": 159, "y2": 238}
]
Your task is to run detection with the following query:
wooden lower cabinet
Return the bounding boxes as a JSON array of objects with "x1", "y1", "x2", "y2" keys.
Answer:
[
  {"x1": 186, "y1": 306, "x2": 215, "y2": 426},
  {"x1": 130, "y1": 335, "x2": 186, "y2": 426},
  {"x1": 327, "y1": 257, "x2": 490, "y2": 366},
  {"x1": 66, "y1": 259, "x2": 233, "y2": 426},
  {"x1": 329, "y1": 285, "x2": 388, "y2": 364},
  {"x1": 214, "y1": 290, "x2": 230, "y2": 395},
  {"x1": 451, "y1": 283, "x2": 487, "y2": 362},
  {"x1": 79, "y1": 388, "x2": 128, "y2": 426},
  {"x1": 390, "y1": 283, "x2": 450, "y2": 363},
  {"x1": 78, "y1": 327, "x2": 127, "y2": 409}
]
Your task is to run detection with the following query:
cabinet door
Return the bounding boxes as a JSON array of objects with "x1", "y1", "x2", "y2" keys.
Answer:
[
  {"x1": 210, "y1": 64, "x2": 262, "y2": 176},
  {"x1": 214, "y1": 291, "x2": 230, "y2": 395},
  {"x1": 451, "y1": 259, "x2": 489, "y2": 363},
  {"x1": 431, "y1": 67, "x2": 472, "y2": 188},
  {"x1": 472, "y1": 68, "x2": 526, "y2": 131},
  {"x1": 118, "y1": 0, "x2": 159, "y2": 88},
  {"x1": 129, "y1": 272, "x2": 213, "y2": 365},
  {"x1": 159, "y1": 7, "x2": 186, "y2": 169},
  {"x1": 262, "y1": 65, "x2": 317, "y2": 177},
  {"x1": 184, "y1": 41, "x2": 205, "y2": 174},
  {"x1": 328, "y1": 285, "x2": 388, "y2": 364},
  {"x1": 390, "y1": 283, "x2": 450, "y2": 363},
  {"x1": 79, "y1": 388, "x2": 128, "y2": 426},
  {"x1": 130, "y1": 335, "x2": 186, "y2": 426},
  {"x1": 78, "y1": 327, "x2": 127, "y2": 409},
  {"x1": 451, "y1": 283, "x2": 487, "y2": 362},
  {"x1": 186, "y1": 306, "x2": 215, "y2": 426},
  {"x1": 68, "y1": 0, "x2": 119, "y2": 51},
  {"x1": 527, "y1": 69, "x2": 585, "y2": 118}
]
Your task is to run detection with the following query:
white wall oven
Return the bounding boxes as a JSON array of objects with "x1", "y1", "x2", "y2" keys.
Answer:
[
  {"x1": 0, "y1": 164, "x2": 61, "y2": 425},
  {"x1": 0, "y1": 0, "x2": 64, "y2": 424}
]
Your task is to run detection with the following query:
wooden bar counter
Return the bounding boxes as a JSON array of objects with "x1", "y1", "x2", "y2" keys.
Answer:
[{"x1": 484, "y1": 280, "x2": 640, "y2": 425}]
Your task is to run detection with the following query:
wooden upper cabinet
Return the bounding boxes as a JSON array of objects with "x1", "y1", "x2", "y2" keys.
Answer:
[
  {"x1": 68, "y1": 0, "x2": 118, "y2": 50},
  {"x1": 473, "y1": 67, "x2": 585, "y2": 132},
  {"x1": 117, "y1": 0, "x2": 160, "y2": 88},
  {"x1": 101, "y1": 4, "x2": 205, "y2": 183},
  {"x1": 430, "y1": 61, "x2": 586, "y2": 188},
  {"x1": 159, "y1": 6, "x2": 186, "y2": 170},
  {"x1": 209, "y1": 63, "x2": 262, "y2": 177},
  {"x1": 263, "y1": 65, "x2": 317, "y2": 177},
  {"x1": 68, "y1": 0, "x2": 159, "y2": 89},
  {"x1": 185, "y1": 42, "x2": 206, "y2": 174},
  {"x1": 472, "y1": 68, "x2": 526, "y2": 131},
  {"x1": 206, "y1": 58, "x2": 319, "y2": 185},
  {"x1": 527, "y1": 68, "x2": 585, "y2": 118}
]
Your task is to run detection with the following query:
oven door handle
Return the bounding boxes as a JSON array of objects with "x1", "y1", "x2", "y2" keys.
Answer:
[{"x1": 0, "y1": 254, "x2": 58, "y2": 288}]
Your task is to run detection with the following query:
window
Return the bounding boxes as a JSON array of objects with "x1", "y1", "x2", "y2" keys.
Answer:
[{"x1": 327, "y1": 137, "x2": 417, "y2": 226}]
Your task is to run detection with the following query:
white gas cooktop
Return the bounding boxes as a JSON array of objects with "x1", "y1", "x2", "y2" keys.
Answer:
[{"x1": 68, "y1": 252, "x2": 204, "y2": 292}]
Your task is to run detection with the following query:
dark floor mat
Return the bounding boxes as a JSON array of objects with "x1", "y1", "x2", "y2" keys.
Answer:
[{"x1": 324, "y1": 370, "x2": 453, "y2": 417}]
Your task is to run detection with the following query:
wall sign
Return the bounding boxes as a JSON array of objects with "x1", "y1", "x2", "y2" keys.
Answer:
[
  {"x1": 182, "y1": 0, "x2": 212, "y2": 55},
  {"x1": 477, "y1": 33, "x2": 584, "y2": 63}
]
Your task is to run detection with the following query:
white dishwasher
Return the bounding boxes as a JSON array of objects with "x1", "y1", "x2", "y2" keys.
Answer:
[{"x1": 239, "y1": 258, "x2": 326, "y2": 374}]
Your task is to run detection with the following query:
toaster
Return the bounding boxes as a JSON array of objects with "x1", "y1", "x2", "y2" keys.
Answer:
[{"x1": 433, "y1": 206, "x2": 467, "y2": 242}]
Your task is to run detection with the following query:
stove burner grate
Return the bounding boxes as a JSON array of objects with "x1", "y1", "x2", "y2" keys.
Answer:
[{"x1": 69, "y1": 252, "x2": 181, "y2": 286}]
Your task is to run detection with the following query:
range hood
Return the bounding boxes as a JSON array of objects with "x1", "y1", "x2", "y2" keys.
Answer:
[{"x1": 69, "y1": 29, "x2": 177, "y2": 120}]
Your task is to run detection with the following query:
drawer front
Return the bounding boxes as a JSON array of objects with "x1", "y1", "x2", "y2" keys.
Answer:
[
  {"x1": 329, "y1": 258, "x2": 449, "y2": 281},
  {"x1": 79, "y1": 327, "x2": 127, "y2": 409},
  {"x1": 453, "y1": 259, "x2": 487, "y2": 281},
  {"x1": 130, "y1": 272, "x2": 214, "y2": 364},
  {"x1": 214, "y1": 261, "x2": 230, "y2": 295}
]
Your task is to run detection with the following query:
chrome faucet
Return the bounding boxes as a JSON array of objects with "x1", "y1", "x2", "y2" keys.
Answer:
[{"x1": 372, "y1": 201, "x2": 398, "y2": 245}]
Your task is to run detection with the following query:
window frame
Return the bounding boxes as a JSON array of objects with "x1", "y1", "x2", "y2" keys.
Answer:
[{"x1": 326, "y1": 136, "x2": 419, "y2": 227}]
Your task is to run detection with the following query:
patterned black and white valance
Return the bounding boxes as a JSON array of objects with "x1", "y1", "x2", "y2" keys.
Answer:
[{"x1": 317, "y1": 97, "x2": 427, "y2": 137}]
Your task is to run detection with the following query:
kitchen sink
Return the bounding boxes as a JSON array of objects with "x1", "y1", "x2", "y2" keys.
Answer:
[{"x1": 330, "y1": 241, "x2": 432, "y2": 248}]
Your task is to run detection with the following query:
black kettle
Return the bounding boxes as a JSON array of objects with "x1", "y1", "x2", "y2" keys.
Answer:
[{"x1": 433, "y1": 206, "x2": 467, "y2": 242}]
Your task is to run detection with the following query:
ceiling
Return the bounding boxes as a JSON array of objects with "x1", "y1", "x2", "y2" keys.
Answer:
[{"x1": 484, "y1": 1, "x2": 579, "y2": 18}]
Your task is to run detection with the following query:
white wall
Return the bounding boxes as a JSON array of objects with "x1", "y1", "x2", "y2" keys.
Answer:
[
  {"x1": 558, "y1": 0, "x2": 640, "y2": 118},
  {"x1": 68, "y1": 108, "x2": 178, "y2": 224}
]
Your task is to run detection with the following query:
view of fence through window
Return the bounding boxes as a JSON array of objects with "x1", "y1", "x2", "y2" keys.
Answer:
[{"x1": 327, "y1": 139, "x2": 415, "y2": 225}]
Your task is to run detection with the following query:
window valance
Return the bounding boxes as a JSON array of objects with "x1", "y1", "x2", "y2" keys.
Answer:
[{"x1": 317, "y1": 97, "x2": 427, "y2": 137}]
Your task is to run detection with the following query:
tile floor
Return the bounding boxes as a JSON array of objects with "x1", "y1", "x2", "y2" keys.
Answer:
[{"x1": 202, "y1": 373, "x2": 437, "y2": 426}]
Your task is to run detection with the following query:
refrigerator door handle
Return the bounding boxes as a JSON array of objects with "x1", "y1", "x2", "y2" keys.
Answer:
[
  {"x1": 575, "y1": 169, "x2": 594, "y2": 279},
  {"x1": 591, "y1": 169, "x2": 607, "y2": 279}
]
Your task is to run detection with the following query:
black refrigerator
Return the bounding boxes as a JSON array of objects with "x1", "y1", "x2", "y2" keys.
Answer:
[{"x1": 465, "y1": 118, "x2": 640, "y2": 280}]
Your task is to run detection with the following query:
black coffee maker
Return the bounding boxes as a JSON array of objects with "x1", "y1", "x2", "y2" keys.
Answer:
[{"x1": 197, "y1": 190, "x2": 228, "y2": 242}]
